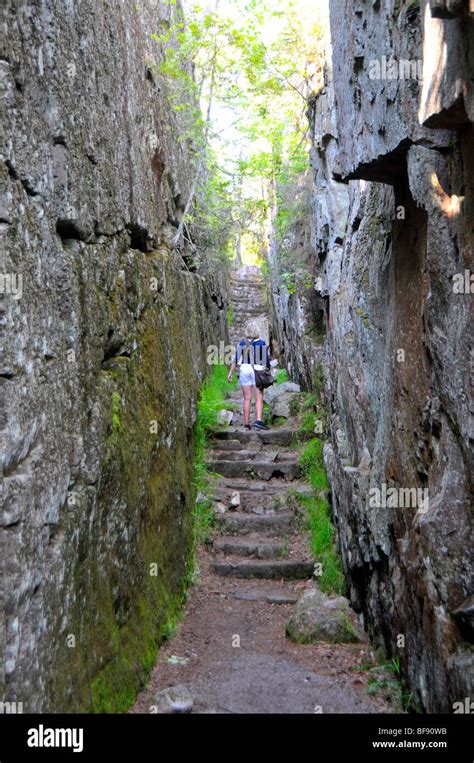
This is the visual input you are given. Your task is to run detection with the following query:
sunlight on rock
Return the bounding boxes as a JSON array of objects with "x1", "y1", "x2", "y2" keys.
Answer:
[
  {"x1": 419, "y1": 4, "x2": 447, "y2": 125},
  {"x1": 430, "y1": 172, "x2": 464, "y2": 217}
]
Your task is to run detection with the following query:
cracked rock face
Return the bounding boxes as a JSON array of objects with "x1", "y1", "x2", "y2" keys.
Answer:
[
  {"x1": 271, "y1": 1, "x2": 472, "y2": 712},
  {"x1": 1, "y1": 0, "x2": 227, "y2": 711}
]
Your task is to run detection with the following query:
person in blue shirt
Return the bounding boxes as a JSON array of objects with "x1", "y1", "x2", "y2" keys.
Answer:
[{"x1": 228, "y1": 321, "x2": 270, "y2": 431}]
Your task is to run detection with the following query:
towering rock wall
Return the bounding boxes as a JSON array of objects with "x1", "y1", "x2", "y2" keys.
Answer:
[
  {"x1": 1, "y1": 0, "x2": 227, "y2": 711},
  {"x1": 270, "y1": 0, "x2": 473, "y2": 711},
  {"x1": 267, "y1": 176, "x2": 327, "y2": 388}
]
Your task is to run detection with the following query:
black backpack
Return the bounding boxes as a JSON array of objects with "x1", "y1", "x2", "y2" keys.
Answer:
[{"x1": 243, "y1": 339, "x2": 274, "y2": 390}]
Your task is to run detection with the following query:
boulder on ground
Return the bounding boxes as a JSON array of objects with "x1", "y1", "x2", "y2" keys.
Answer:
[
  {"x1": 153, "y1": 684, "x2": 193, "y2": 714},
  {"x1": 266, "y1": 381, "x2": 301, "y2": 404},
  {"x1": 286, "y1": 586, "x2": 364, "y2": 644},
  {"x1": 217, "y1": 409, "x2": 234, "y2": 426}
]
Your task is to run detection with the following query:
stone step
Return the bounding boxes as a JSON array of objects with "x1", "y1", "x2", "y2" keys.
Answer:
[
  {"x1": 230, "y1": 279, "x2": 264, "y2": 285},
  {"x1": 214, "y1": 496, "x2": 292, "y2": 516},
  {"x1": 207, "y1": 449, "x2": 279, "y2": 463},
  {"x1": 214, "y1": 479, "x2": 311, "y2": 499},
  {"x1": 230, "y1": 290, "x2": 264, "y2": 297},
  {"x1": 209, "y1": 444, "x2": 301, "y2": 462},
  {"x1": 230, "y1": 314, "x2": 264, "y2": 321},
  {"x1": 214, "y1": 511, "x2": 295, "y2": 536},
  {"x1": 230, "y1": 324, "x2": 263, "y2": 331},
  {"x1": 230, "y1": 308, "x2": 264, "y2": 315},
  {"x1": 230, "y1": 303, "x2": 264, "y2": 310},
  {"x1": 211, "y1": 427, "x2": 309, "y2": 447},
  {"x1": 230, "y1": 291, "x2": 264, "y2": 296},
  {"x1": 230, "y1": 299, "x2": 265, "y2": 305},
  {"x1": 231, "y1": 588, "x2": 298, "y2": 605},
  {"x1": 229, "y1": 312, "x2": 265, "y2": 321},
  {"x1": 230, "y1": 304, "x2": 265, "y2": 310},
  {"x1": 213, "y1": 478, "x2": 313, "y2": 514},
  {"x1": 211, "y1": 558, "x2": 315, "y2": 580},
  {"x1": 213, "y1": 534, "x2": 287, "y2": 559},
  {"x1": 230, "y1": 305, "x2": 265, "y2": 311},
  {"x1": 207, "y1": 459, "x2": 302, "y2": 481},
  {"x1": 230, "y1": 300, "x2": 265, "y2": 308},
  {"x1": 216, "y1": 478, "x2": 310, "y2": 493},
  {"x1": 211, "y1": 439, "x2": 258, "y2": 452}
]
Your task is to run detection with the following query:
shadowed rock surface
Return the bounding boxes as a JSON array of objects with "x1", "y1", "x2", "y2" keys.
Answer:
[
  {"x1": 1, "y1": 0, "x2": 227, "y2": 711},
  {"x1": 268, "y1": 0, "x2": 473, "y2": 712}
]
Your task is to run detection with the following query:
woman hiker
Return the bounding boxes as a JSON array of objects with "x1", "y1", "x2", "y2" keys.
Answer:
[{"x1": 228, "y1": 321, "x2": 271, "y2": 431}]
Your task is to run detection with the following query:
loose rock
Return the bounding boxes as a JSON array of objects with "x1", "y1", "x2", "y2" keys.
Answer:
[
  {"x1": 286, "y1": 587, "x2": 363, "y2": 644},
  {"x1": 153, "y1": 684, "x2": 193, "y2": 714},
  {"x1": 217, "y1": 409, "x2": 234, "y2": 426}
]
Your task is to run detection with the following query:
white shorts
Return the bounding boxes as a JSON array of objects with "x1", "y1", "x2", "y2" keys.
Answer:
[{"x1": 238, "y1": 364, "x2": 256, "y2": 387}]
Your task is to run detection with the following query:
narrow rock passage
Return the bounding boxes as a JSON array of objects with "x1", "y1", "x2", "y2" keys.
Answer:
[{"x1": 131, "y1": 269, "x2": 391, "y2": 715}]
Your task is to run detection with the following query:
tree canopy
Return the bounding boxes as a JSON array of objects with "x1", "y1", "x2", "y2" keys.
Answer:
[{"x1": 152, "y1": 0, "x2": 329, "y2": 267}]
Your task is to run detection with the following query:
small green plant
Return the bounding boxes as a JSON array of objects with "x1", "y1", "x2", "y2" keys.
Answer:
[
  {"x1": 263, "y1": 401, "x2": 271, "y2": 425},
  {"x1": 226, "y1": 306, "x2": 234, "y2": 326},
  {"x1": 289, "y1": 393, "x2": 303, "y2": 418},
  {"x1": 301, "y1": 411, "x2": 317, "y2": 433},
  {"x1": 348, "y1": 656, "x2": 375, "y2": 673},
  {"x1": 275, "y1": 368, "x2": 290, "y2": 385},
  {"x1": 365, "y1": 656, "x2": 419, "y2": 712},
  {"x1": 193, "y1": 495, "x2": 216, "y2": 546},
  {"x1": 281, "y1": 539, "x2": 290, "y2": 558},
  {"x1": 297, "y1": 367, "x2": 327, "y2": 435}
]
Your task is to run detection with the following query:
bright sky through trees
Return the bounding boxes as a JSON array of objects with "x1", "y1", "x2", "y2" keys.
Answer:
[{"x1": 158, "y1": 0, "x2": 330, "y2": 264}]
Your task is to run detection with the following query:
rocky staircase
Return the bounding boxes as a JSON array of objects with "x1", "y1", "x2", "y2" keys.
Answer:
[
  {"x1": 205, "y1": 265, "x2": 314, "y2": 589},
  {"x1": 228, "y1": 267, "x2": 267, "y2": 347},
  {"x1": 206, "y1": 388, "x2": 315, "y2": 587}
]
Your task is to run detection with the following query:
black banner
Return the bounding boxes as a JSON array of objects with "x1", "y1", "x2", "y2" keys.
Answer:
[{"x1": 0, "y1": 713, "x2": 471, "y2": 761}]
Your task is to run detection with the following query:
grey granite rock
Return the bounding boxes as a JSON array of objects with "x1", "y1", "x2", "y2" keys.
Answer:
[
  {"x1": 269, "y1": 1, "x2": 473, "y2": 712},
  {"x1": 154, "y1": 685, "x2": 193, "y2": 714},
  {"x1": 1, "y1": 0, "x2": 227, "y2": 712},
  {"x1": 286, "y1": 587, "x2": 363, "y2": 644}
]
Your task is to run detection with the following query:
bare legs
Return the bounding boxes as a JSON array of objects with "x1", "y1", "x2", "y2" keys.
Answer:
[
  {"x1": 241, "y1": 385, "x2": 253, "y2": 426},
  {"x1": 241, "y1": 385, "x2": 264, "y2": 426},
  {"x1": 255, "y1": 387, "x2": 264, "y2": 422}
]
